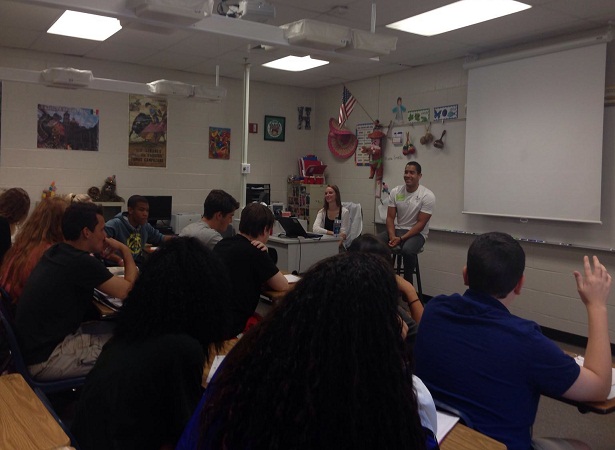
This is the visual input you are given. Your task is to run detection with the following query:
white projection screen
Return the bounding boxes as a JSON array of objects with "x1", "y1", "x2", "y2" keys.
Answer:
[{"x1": 464, "y1": 43, "x2": 607, "y2": 223}]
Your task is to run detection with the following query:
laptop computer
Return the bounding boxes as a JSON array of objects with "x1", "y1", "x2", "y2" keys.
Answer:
[{"x1": 277, "y1": 217, "x2": 322, "y2": 239}]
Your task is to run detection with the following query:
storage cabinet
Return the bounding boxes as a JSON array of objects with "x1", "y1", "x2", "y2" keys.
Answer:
[{"x1": 287, "y1": 183, "x2": 326, "y2": 226}]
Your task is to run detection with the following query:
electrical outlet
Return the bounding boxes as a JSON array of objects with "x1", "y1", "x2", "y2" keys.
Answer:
[{"x1": 241, "y1": 163, "x2": 251, "y2": 174}]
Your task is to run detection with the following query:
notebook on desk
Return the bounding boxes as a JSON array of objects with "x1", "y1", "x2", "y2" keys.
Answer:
[{"x1": 277, "y1": 217, "x2": 322, "y2": 239}]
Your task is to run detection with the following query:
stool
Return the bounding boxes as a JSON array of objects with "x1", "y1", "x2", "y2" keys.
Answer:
[{"x1": 392, "y1": 246, "x2": 423, "y2": 301}]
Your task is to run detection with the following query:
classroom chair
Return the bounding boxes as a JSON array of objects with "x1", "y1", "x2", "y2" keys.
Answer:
[
  {"x1": 342, "y1": 201, "x2": 363, "y2": 249},
  {"x1": 0, "y1": 287, "x2": 86, "y2": 394},
  {"x1": 392, "y1": 246, "x2": 423, "y2": 301}
]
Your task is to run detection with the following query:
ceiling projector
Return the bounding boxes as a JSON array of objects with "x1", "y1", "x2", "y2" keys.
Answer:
[{"x1": 238, "y1": 0, "x2": 275, "y2": 23}]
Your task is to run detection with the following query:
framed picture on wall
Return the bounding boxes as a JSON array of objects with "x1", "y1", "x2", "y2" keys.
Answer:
[{"x1": 264, "y1": 115, "x2": 285, "y2": 141}]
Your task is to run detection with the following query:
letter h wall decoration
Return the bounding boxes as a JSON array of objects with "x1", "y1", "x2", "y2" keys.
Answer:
[{"x1": 297, "y1": 106, "x2": 312, "y2": 130}]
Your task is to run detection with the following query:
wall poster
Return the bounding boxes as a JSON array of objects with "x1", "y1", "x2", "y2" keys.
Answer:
[
  {"x1": 209, "y1": 127, "x2": 231, "y2": 159},
  {"x1": 37, "y1": 104, "x2": 99, "y2": 150},
  {"x1": 128, "y1": 95, "x2": 167, "y2": 167}
]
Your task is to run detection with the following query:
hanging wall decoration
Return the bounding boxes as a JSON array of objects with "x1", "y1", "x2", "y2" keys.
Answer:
[
  {"x1": 128, "y1": 95, "x2": 167, "y2": 167},
  {"x1": 433, "y1": 104, "x2": 458, "y2": 121},
  {"x1": 392, "y1": 97, "x2": 407, "y2": 124},
  {"x1": 264, "y1": 115, "x2": 285, "y2": 141},
  {"x1": 355, "y1": 122, "x2": 374, "y2": 165},
  {"x1": 407, "y1": 108, "x2": 430, "y2": 124},
  {"x1": 209, "y1": 127, "x2": 231, "y2": 159}
]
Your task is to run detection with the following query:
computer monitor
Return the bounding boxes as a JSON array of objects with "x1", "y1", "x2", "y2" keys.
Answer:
[{"x1": 143, "y1": 195, "x2": 172, "y2": 226}]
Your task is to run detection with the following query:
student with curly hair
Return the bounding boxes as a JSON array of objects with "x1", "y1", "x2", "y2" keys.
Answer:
[
  {"x1": 177, "y1": 252, "x2": 437, "y2": 450},
  {"x1": 0, "y1": 187, "x2": 31, "y2": 262},
  {"x1": 72, "y1": 237, "x2": 231, "y2": 450},
  {"x1": 0, "y1": 197, "x2": 68, "y2": 304}
]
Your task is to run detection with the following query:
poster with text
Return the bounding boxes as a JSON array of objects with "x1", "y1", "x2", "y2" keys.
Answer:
[
  {"x1": 37, "y1": 104, "x2": 99, "y2": 150},
  {"x1": 209, "y1": 127, "x2": 230, "y2": 159},
  {"x1": 128, "y1": 95, "x2": 167, "y2": 167}
]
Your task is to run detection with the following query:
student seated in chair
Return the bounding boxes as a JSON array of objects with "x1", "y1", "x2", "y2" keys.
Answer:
[
  {"x1": 414, "y1": 232, "x2": 612, "y2": 450},
  {"x1": 71, "y1": 237, "x2": 231, "y2": 450},
  {"x1": 15, "y1": 202, "x2": 137, "y2": 380},
  {"x1": 104, "y1": 194, "x2": 173, "y2": 266},
  {"x1": 213, "y1": 202, "x2": 288, "y2": 338},
  {"x1": 179, "y1": 189, "x2": 239, "y2": 250},
  {"x1": 176, "y1": 252, "x2": 438, "y2": 450}
]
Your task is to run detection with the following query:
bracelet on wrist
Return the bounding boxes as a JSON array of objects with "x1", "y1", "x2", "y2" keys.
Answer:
[{"x1": 408, "y1": 298, "x2": 421, "y2": 305}]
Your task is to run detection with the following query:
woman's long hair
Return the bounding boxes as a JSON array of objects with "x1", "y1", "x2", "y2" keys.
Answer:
[
  {"x1": 112, "y1": 237, "x2": 230, "y2": 360},
  {"x1": 0, "y1": 197, "x2": 67, "y2": 301},
  {"x1": 199, "y1": 252, "x2": 426, "y2": 450},
  {"x1": 323, "y1": 184, "x2": 342, "y2": 212}
]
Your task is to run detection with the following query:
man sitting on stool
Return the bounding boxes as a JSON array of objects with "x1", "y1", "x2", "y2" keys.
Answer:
[{"x1": 378, "y1": 161, "x2": 435, "y2": 282}]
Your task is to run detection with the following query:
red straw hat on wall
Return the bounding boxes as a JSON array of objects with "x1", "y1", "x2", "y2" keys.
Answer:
[{"x1": 327, "y1": 118, "x2": 358, "y2": 158}]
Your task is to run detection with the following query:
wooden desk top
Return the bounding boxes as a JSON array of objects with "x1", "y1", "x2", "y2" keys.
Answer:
[
  {"x1": 553, "y1": 395, "x2": 615, "y2": 414},
  {"x1": 261, "y1": 274, "x2": 299, "y2": 303},
  {"x1": 441, "y1": 423, "x2": 506, "y2": 450},
  {"x1": 550, "y1": 352, "x2": 615, "y2": 414},
  {"x1": 0, "y1": 373, "x2": 72, "y2": 449}
]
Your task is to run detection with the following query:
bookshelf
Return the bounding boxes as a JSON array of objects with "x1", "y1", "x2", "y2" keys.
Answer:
[{"x1": 287, "y1": 183, "x2": 326, "y2": 226}]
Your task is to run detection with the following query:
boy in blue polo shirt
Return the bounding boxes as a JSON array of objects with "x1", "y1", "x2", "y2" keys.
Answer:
[{"x1": 415, "y1": 232, "x2": 612, "y2": 450}]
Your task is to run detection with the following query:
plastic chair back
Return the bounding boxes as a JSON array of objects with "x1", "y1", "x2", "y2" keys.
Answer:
[{"x1": 342, "y1": 202, "x2": 363, "y2": 249}]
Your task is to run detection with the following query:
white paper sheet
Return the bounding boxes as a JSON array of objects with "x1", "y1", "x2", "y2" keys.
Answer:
[
  {"x1": 284, "y1": 274, "x2": 301, "y2": 283},
  {"x1": 436, "y1": 410, "x2": 460, "y2": 443},
  {"x1": 574, "y1": 355, "x2": 615, "y2": 400}
]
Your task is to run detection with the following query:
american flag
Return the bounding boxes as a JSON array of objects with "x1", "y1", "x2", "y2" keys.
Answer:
[{"x1": 338, "y1": 86, "x2": 356, "y2": 125}]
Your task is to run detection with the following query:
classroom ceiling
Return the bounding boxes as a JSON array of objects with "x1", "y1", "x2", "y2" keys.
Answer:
[{"x1": 0, "y1": 0, "x2": 614, "y2": 89}]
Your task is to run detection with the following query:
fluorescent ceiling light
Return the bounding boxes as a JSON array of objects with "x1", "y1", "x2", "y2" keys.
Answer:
[
  {"x1": 263, "y1": 55, "x2": 329, "y2": 72},
  {"x1": 48, "y1": 10, "x2": 122, "y2": 41},
  {"x1": 386, "y1": 0, "x2": 531, "y2": 36}
]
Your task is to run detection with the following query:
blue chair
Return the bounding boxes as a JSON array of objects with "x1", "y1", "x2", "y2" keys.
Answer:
[{"x1": 0, "y1": 287, "x2": 86, "y2": 394}]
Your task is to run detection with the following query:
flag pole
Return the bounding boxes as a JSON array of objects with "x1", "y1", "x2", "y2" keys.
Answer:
[{"x1": 340, "y1": 92, "x2": 376, "y2": 128}]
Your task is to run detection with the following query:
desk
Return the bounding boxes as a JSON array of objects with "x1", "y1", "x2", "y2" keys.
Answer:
[
  {"x1": 441, "y1": 424, "x2": 506, "y2": 450},
  {"x1": 0, "y1": 373, "x2": 72, "y2": 449},
  {"x1": 267, "y1": 235, "x2": 340, "y2": 274},
  {"x1": 548, "y1": 352, "x2": 615, "y2": 414}
]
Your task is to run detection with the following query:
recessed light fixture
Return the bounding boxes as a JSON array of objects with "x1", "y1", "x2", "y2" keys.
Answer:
[
  {"x1": 263, "y1": 55, "x2": 329, "y2": 72},
  {"x1": 47, "y1": 10, "x2": 122, "y2": 41},
  {"x1": 386, "y1": 0, "x2": 531, "y2": 37}
]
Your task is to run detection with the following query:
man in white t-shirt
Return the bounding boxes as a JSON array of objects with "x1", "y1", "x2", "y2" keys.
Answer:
[
  {"x1": 378, "y1": 162, "x2": 435, "y2": 282},
  {"x1": 180, "y1": 190, "x2": 239, "y2": 250}
]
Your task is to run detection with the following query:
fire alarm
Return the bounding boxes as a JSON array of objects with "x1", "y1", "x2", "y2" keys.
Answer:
[{"x1": 249, "y1": 123, "x2": 258, "y2": 133}]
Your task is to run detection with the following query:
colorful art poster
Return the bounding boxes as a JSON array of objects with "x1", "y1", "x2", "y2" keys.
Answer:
[
  {"x1": 407, "y1": 108, "x2": 430, "y2": 124},
  {"x1": 37, "y1": 104, "x2": 99, "y2": 150},
  {"x1": 128, "y1": 95, "x2": 167, "y2": 168},
  {"x1": 433, "y1": 104, "x2": 459, "y2": 120},
  {"x1": 209, "y1": 127, "x2": 230, "y2": 160}
]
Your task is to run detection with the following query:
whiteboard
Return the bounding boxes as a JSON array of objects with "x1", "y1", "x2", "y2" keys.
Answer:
[{"x1": 464, "y1": 44, "x2": 606, "y2": 224}]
